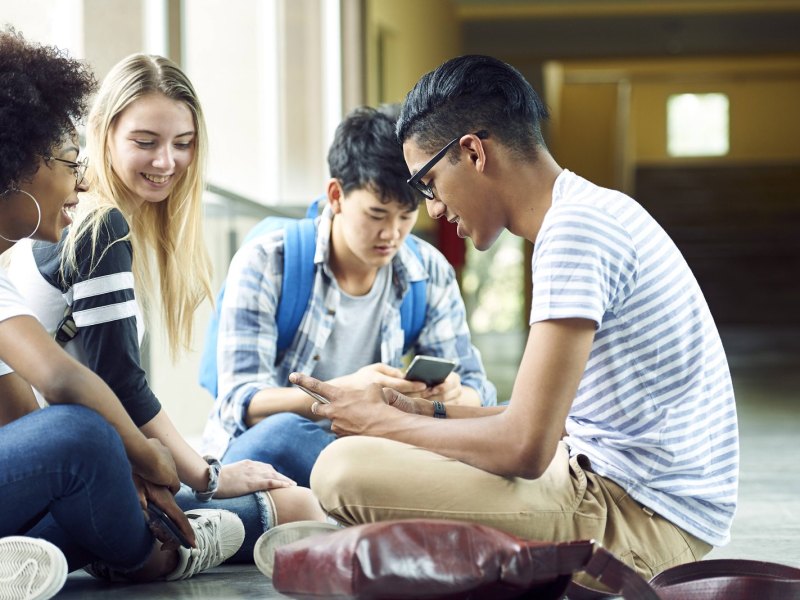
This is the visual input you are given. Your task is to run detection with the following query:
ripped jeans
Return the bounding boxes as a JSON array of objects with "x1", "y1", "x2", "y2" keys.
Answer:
[{"x1": 175, "y1": 485, "x2": 275, "y2": 563}]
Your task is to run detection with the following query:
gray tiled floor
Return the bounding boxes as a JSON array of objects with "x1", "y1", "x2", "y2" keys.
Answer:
[{"x1": 57, "y1": 326, "x2": 800, "y2": 599}]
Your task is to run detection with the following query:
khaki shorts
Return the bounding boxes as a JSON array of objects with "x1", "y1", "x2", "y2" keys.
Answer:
[{"x1": 311, "y1": 437, "x2": 712, "y2": 582}]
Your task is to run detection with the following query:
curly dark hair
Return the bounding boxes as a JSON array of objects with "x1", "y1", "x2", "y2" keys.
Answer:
[{"x1": 0, "y1": 27, "x2": 96, "y2": 192}]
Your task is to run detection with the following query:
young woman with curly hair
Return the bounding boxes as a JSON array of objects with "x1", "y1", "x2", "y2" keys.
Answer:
[
  {"x1": 7, "y1": 52, "x2": 326, "y2": 566},
  {"x1": 0, "y1": 29, "x2": 246, "y2": 599}
]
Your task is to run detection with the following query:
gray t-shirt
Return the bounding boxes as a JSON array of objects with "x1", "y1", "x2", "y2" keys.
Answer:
[{"x1": 311, "y1": 265, "x2": 390, "y2": 382}]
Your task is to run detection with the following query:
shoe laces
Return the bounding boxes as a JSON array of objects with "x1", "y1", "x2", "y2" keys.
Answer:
[{"x1": 177, "y1": 512, "x2": 224, "y2": 579}]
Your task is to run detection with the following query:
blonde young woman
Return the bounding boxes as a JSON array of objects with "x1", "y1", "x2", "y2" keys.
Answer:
[
  {"x1": 1, "y1": 29, "x2": 246, "y2": 597},
  {"x1": 9, "y1": 54, "x2": 325, "y2": 564}
]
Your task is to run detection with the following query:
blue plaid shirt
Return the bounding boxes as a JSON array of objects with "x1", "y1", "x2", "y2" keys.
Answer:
[{"x1": 202, "y1": 206, "x2": 496, "y2": 456}]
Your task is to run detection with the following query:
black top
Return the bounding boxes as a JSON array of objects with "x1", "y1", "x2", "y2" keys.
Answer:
[{"x1": 31, "y1": 209, "x2": 161, "y2": 426}]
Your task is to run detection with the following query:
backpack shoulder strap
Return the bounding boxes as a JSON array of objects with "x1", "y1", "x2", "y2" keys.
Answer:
[
  {"x1": 198, "y1": 201, "x2": 322, "y2": 398},
  {"x1": 275, "y1": 217, "x2": 317, "y2": 353},
  {"x1": 399, "y1": 235, "x2": 427, "y2": 354}
]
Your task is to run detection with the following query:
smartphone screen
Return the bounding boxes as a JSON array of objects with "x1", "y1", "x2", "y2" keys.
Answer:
[
  {"x1": 405, "y1": 355, "x2": 457, "y2": 386},
  {"x1": 294, "y1": 382, "x2": 330, "y2": 404}
]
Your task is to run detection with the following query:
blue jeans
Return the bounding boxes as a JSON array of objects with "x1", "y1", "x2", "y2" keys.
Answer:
[
  {"x1": 222, "y1": 412, "x2": 335, "y2": 487},
  {"x1": 0, "y1": 405, "x2": 154, "y2": 572},
  {"x1": 175, "y1": 484, "x2": 274, "y2": 563}
]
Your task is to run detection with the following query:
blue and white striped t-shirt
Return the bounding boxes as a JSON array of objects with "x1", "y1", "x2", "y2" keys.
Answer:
[{"x1": 531, "y1": 170, "x2": 738, "y2": 546}]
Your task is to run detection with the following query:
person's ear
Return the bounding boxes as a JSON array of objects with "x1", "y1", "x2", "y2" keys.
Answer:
[
  {"x1": 461, "y1": 134, "x2": 487, "y2": 174},
  {"x1": 326, "y1": 178, "x2": 344, "y2": 213}
]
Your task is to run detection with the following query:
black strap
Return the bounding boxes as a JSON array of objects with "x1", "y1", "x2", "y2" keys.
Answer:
[{"x1": 54, "y1": 305, "x2": 77, "y2": 346}]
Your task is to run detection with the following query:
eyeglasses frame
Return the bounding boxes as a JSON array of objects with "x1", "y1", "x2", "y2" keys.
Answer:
[
  {"x1": 45, "y1": 155, "x2": 89, "y2": 187},
  {"x1": 406, "y1": 130, "x2": 488, "y2": 200}
]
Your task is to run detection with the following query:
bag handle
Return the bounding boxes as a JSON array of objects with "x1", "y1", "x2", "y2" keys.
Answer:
[
  {"x1": 569, "y1": 546, "x2": 800, "y2": 600},
  {"x1": 566, "y1": 545, "x2": 661, "y2": 599},
  {"x1": 650, "y1": 558, "x2": 800, "y2": 586},
  {"x1": 649, "y1": 558, "x2": 800, "y2": 600}
]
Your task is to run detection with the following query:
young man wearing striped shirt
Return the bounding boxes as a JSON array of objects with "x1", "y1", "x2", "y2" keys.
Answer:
[{"x1": 291, "y1": 55, "x2": 739, "y2": 582}]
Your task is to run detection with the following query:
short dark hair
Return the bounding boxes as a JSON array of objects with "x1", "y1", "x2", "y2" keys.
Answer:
[
  {"x1": 0, "y1": 28, "x2": 96, "y2": 192},
  {"x1": 328, "y1": 106, "x2": 421, "y2": 210},
  {"x1": 396, "y1": 55, "x2": 549, "y2": 161}
]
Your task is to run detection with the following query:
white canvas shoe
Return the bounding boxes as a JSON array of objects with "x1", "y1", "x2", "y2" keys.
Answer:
[
  {"x1": 165, "y1": 509, "x2": 245, "y2": 581},
  {"x1": 0, "y1": 536, "x2": 68, "y2": 600},
  {"x1": 253, "y1": 521, "x2": 340, "y2": 579}
]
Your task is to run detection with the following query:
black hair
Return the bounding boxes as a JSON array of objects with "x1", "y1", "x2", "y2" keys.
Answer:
[
  {"x1": 0, "y1": 28, "x2": 96, "y2": 192},
  {"x1": 328, "y1": 106, "x2": 421, "y2": 210},
  {"x1": 396, "y1": 55, "x2": 550, "y2": 161}
]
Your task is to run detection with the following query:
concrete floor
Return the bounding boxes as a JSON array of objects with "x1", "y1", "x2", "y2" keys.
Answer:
[{"x1": 57, "y1": 326, "x2": 800, "y2": 599}]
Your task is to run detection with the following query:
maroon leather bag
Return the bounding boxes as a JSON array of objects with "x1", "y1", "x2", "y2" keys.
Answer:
[{"x1": 272, "y1": 519, "x2": 800, "y2": 600}]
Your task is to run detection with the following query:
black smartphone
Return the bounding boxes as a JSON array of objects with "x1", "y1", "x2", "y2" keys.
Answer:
[
  {"x1": 294, "y1": 382, "x2": 330, "y2": 404},
  {"x1": 146, "y1": 501, "x2": 192, "y2": 548},
  {"x1": 405, "y1": 355, "x2": 457, "y2": 387}
]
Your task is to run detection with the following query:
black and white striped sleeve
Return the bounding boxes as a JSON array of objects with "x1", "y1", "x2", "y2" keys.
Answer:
[{"x1": 69, "y1": 209, "x2": 161, "y2": 426}]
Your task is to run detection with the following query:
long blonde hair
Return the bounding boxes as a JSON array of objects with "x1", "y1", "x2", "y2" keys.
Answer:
[{"x1": 62, "y1": 54, "x2": 212, "y2": 360}]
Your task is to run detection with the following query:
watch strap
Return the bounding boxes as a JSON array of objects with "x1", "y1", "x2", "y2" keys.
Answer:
[
  {"x1": 194, "y1": 455, "x2": 222, "y2": 502},
  {"x1": 433, "y1": 400, "x2": 447, "y2": 419}
]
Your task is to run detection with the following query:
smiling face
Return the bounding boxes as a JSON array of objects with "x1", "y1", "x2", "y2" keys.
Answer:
[
  {"x1": 107, "y1": 93, "x2": 195, "y2": 206},
  {"x1": 403, "y1": 135, "x2": 503, "y2": 251},
  {"x1": 331, "y1": 185, "x2": 419, "y2": 272},
  {"x1": 10, "y1": 134, "x2": 86, "y2": 244}
]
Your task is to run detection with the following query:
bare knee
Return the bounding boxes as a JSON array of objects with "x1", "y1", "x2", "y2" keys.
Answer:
[{"x1": 269, "y1": 486, "x2": 326, "y2": 525}]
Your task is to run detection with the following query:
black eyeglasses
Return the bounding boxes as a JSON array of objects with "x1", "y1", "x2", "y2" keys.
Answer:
[
  {"x1": 45, "y1": 156, "x2": 89, "y2": 187},
  {"x1": 407, "y1": 130, "x2": 488, "y2": 200}
]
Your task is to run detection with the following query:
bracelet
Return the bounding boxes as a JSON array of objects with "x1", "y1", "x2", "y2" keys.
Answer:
[
  {"x1": 194, "y1": 455, "x2": 222, "y2": 502},
  {"x1": 433, "y1": 400, "x2": 446, "y2": 419}
]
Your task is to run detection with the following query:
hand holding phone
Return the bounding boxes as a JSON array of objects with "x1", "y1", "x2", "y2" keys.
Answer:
[
  {"x1": 294, "y1": 382, "x2": 330, "y2": 404},
  {"x1": 405, "y1": 355, "x2": 457, "y2": 387},
  {"x1": 147, "y1": 501, "x2": 192, "y2": 548}
]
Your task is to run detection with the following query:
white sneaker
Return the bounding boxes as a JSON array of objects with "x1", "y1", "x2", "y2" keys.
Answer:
[
  {"x1": 253, "y1": 521, "x2": 340, "y2": 579},
  {"x1": 165, "y1": 509, "x2": 245, "y2": 581},
  {"x1": 0, "y1": 536, "x2": 68, "y2": 600}
]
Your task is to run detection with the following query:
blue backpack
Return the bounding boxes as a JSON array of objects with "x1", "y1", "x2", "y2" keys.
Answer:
[{"x1": 198, "y1": 200, "x2": 427, "y2": 398}]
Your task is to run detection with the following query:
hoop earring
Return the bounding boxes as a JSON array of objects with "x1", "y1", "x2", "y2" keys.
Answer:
[{"x1": 0, "y1": 189, "x2": 42, "y2": 243}]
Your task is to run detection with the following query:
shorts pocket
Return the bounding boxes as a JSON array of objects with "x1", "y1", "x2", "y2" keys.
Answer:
[{"x1": 567, "y1": 452, "x2": 590, "y2": 512}]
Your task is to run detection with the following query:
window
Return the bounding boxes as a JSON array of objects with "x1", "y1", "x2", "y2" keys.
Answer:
[
  {"x1": 184, "y1": 0, "x2": 343, "y2": 206},
  {"x1": 667, "y1": 93, "x2": 729, "y2": 157}
]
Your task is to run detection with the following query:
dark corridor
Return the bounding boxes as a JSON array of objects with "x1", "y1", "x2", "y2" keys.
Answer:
[{"x1": 636, "y1": 163, "x2": 800, "y2": 328}]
